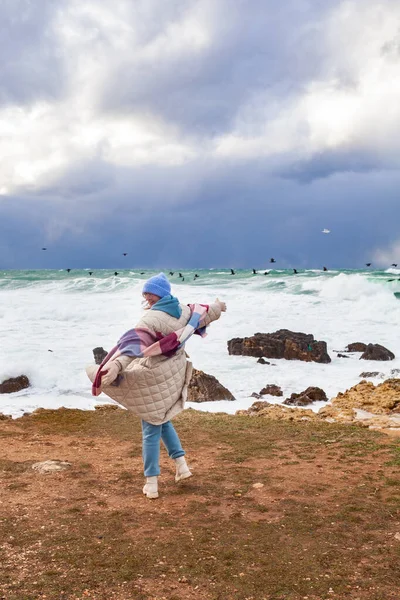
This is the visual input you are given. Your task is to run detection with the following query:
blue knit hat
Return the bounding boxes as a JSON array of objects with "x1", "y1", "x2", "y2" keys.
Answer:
[{"x1": 142, "y1": 272, "x2": 171, "y2": 298}]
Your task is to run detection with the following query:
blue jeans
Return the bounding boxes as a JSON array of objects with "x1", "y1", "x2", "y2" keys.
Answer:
[{"x1": 141, "y1": 420, "x2": 185, "y2": 477}]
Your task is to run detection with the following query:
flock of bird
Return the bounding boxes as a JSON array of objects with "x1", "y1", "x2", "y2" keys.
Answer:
[{"x1": 38, "y1": 248, "x2": 399, "y2": 281}]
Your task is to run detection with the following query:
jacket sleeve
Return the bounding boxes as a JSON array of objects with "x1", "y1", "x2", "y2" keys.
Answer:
[{"x1": 201, "y1": 302, "x2": 222, "y2": 326}]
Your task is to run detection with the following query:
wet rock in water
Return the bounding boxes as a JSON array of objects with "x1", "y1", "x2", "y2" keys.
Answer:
[
  {"x1": 259, "y1": 384, "x2": 283, "y2": 397},
  {"x1": 337, "y1": 353, "x2": 350, "y2": 358},
  {"x1": 188, "y1": 369, "x2": 235, "y2": 402},
  {"x1": 93, "y1": 347, "x2": 108, "y2": 365},
  {"x1": 360, "y1": 344, "x2": 395, "y2": 361},
  {"x1": 0, "y1": 413, "x2": 12, "y2": 420},
  {"x1": 250, "y1": 392, "x2": 261, "y2": 399},
  {"x1": 391, "y1": 368, "x2": 400, "y2": 377},
  {"x1": 346, "y1": 342, "x2": 367, "y2": 352},
  {"x1": 284, "y1": 386, "x2": 328, "y2": 406},
  {"x1": 32, "y1": 460, "x2": 71, "y2": 474},
  {"x1": 228, "y1": 329, "x2": 331, "y2": 363},
  {"x1": 0, "y1": 375, "x2": 30, "y2": 394},
  {"x1": 257, "y1": 358, "x2": 270, "y2": 365},
  {"x1": 359, "y1": 371, "x2": 382, "y2": 378}
]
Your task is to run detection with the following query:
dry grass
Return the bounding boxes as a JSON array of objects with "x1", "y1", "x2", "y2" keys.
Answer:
[{"x1": 0, "y1": 407, "x2": 400, "y2": 599}]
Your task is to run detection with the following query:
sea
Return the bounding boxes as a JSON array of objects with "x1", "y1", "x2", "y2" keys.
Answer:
[{"x1": 1, "y1": 268, "x2": 400, "y2": 419}]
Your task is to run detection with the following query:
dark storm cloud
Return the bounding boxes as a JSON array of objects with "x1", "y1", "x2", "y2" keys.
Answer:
[
  {"x1": 0, "y1": 0, "x2": 67, "y2": 106},
  {"x1": 276, "y1": 149, "x2": 382, "y2": 183},
  {"x1": 2, "y1": 157, "x2": 400, "y2": 270}
]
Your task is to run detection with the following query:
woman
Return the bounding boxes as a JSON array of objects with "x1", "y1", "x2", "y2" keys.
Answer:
[{"x1": 86, "y1": 272, "x2": 226, "y2": 499}]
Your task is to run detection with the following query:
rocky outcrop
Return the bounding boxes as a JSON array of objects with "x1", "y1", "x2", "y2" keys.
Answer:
[
  {"x1": 319, "y1": 379, "x2": 400, "y2": 422},
  {"x1": 360, "y1": 344, "x2": 395, "y2": 361},
  {"x1": 239, "y1": 379, "x2": 400, "y2": 432},
  {"x1": 237, "y1": 401, "x2": 318, "y2": 421},
  {"x1": 0, "y1": 375, "x2": 30, "y2": 394},
  {"x1": 228, "y1": 330, "x2": 331, "y2": 363},
  {"x1": 284, "y1": 386, "x2": 327, "y2": 406},
  {"x1": 93, "y1": 347, "x2": 108, "y2": 365},
  {"x1": 188, "y1": 369, "x2": 235, "y2": 402},
  {"x1": 346, "y1": 342, "x2": 367, "y2": 352},
  {"x1": 259, "y1": 384, "x2": 283, "y2": 397}
]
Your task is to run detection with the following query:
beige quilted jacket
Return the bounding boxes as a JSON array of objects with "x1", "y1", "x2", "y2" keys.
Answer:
[{"x1": 86, "y1": 302, "x2": 222, "y2": 425}]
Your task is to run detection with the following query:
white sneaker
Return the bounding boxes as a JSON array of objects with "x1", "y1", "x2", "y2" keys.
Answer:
[
  {"x1": 142, "y1": 476, "x2": 159, "y2": 499},
  {"x1": 175, "y1": 456, "x2": 192, "y2": 482}
]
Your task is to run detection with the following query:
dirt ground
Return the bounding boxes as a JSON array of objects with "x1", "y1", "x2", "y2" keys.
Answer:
[{"x1": 1, "y1": 406, "x2": 400, "y2": 600}]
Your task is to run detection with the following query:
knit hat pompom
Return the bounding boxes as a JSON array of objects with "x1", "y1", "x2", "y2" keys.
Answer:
[{"x1": 142, "y1": 273, "x2": 171, "y2": 299}]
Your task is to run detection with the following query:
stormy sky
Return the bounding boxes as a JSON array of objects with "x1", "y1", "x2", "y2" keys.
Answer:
[{"x1": 1, "y1": 0, "x2": 400, "y2": 270}]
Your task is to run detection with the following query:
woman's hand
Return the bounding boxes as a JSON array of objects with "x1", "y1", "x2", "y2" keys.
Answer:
[
  {"x1": 215, "y1": 297, "x2": 227, "y2": 312},
  {"x1": 101, "y1": 361, "x2": 121, "y2": 386}
]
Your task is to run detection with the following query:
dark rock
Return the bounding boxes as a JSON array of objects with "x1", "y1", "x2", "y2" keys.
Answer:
[
  {"x1": 259, "y1": 384, "x2": 283, "y2": 397},
  {"x1": 250, "y1": 392, "x2": 261, "y2": 399},
  {"x1": 188, "y1": 368, "x2": 235, "y2": 402},
  {"x1": 284, "y1": 386, "x2": 328, "y2": 406},
  {"x1": 346, "y1": 342, "x2": 367, "y2": 352},
  {"x1": 0, "y1": 375, "x2": 30, "y2": 394},
  {"x1": 337, "y1": 353, "x2": 350, "y2": 358},
  {"x1": 227, "y1": 329, "x2": 331, "y2": 363},
  {"x1": 359, "y1": 372, "x2": 382, "y2": 378},
  {"x1": 257, "y1": 358, "x2": 270, "y2": 365},
  {"x1": 246, "y1": 401, "x2": 273, "y2": 414},
  {"x1": 93, "y1": 347, "x2": 108, "y2": 365},
  {"x1": 0, "y1": 413, "x2": 12, "y2": 420},
  {"x1": 360, "y1": 344, "x2": 395, "y2": 361}
]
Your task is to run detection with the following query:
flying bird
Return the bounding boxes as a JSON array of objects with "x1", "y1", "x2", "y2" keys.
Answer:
[
  {"x1": 323, "y1": 266, "x2": 328, "y2": 272},
  {"x1": 264, "y1": 271, "x2": 269, "y2": 275},
  {"x1": 230, "y1": 269, "x2": 235, "y2": 275},
  {"x1": 252, "y1": 269, "x2": 257, "y2": 274},
  {"x1": 114, "y1": 272, "x2": 119, "y2": 276},
  {"x1": 41, "y1": 248, "x2": 47, "y2": 250},
  {"x1": 293, "y1": 269, "x2": 298, "y2": 274},
  {"x1": 270, "y1": 258, "x2": 276, "y2": 263},
  {"x1": 366, "y1": 263, "x2": 372, "y2": 267},
  {"x1": 66, "y1": 269, "x2": 71, "y2": 273},
  {"x1": 322, "y1": 229, "x2": 330, "y2": 234},
  {"x1": 123, "y1": 253, "x2": 127, "y2": 256},
  {"x1": 391, "y1": 263, "x2": 398, "y2": 267},
  {"x1": 88, "y1": 272, "x2": 93, "y2": 276},
  {"x1": 178, "y1": 273, "x2": 183, "y2": 278},
  {"x1": 169, "y1": 272, "x2": 174, "y2": 276}
]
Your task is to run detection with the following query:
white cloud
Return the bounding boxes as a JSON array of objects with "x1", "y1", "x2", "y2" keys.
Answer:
[
  {"x1": 1, "y1": 0, "x2": 400, "y2": 199},
  {"x1": 214, "y1": 0, "x2": 400, "y2": 162},
  {"x1": 373, "y1": 240, "x2": 400, "y2": 267}
]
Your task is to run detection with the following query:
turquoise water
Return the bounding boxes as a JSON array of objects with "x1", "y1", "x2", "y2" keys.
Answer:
[
  {"x1": 0, "y1": 268, "x2": 399, "y2": 290},
  {"x1": 1, "y1": 267, "x2": 400, "y2": 418}
]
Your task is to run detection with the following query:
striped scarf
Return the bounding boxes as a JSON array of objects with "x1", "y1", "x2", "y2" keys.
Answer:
[{"x1": 92, "y1": 303, "x2": 208, "y2": 396}]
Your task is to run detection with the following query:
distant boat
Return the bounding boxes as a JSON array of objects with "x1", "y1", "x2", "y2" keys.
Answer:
[{"x1": 322, "y1": 229, "x2": 330, "y2": 234}]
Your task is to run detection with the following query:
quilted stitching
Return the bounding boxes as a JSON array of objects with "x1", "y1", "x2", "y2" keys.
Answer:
[{"x1": 86, "y1": 302, "x2": 221, "y2": 425}]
